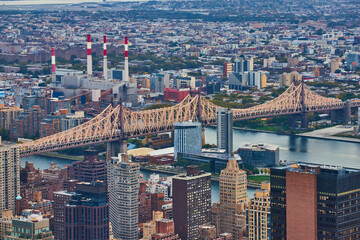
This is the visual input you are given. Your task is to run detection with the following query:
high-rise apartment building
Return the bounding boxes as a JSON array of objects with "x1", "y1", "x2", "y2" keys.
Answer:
[
  {"x1": 279, "y1": 71, "x2": 302, "y2": 86},
  {"x1": 139, "y1": 182, "x2": 152, "y2": 224},
  {"x1": 150, "y1": 73, "x2": 170, "y2": 94},
  {"x1": 219, "y1": 156, "x2": 247, "y2": 239},
  {"x1": 234, "y1": 57, "x2": 253, "y2": 73},
  {"x1": 223, "y1": 62, "x2": 233, "y2": 78},
  {"x1": 247, "y1": 182, "x2": 271, "y2": 240},
  {"x1": 4, "y1": 214, "x2": 54, "y2": 240},
  {"x1": 217, "y1": 108, "x2": 233, "y2": 155},
  {"x1": 330, "y1": 58, "x2": 340, "y2": 73},
  {"x1": 174, "y1": 121, "x2": 202, "y2": 159},
  {"x1": 108, "y1": 154, "x2": 140, "y2": 240},
  {"x1": 64, "y1": 182, "x2": 109, "y2": 240},
  {"x1": 173, "y1": 166, "x2": 211, "y2": 240},
  {"x1": 0, "y1": 146, "x2": 20, "y2": 217},
  {"x1": 271, "y1": 162, "x2": 360, "y2": 240}
]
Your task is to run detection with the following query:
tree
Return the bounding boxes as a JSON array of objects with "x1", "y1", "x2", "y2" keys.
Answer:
[{"x1": 200, "y1": 163, "x2": 211, "y2": 172}]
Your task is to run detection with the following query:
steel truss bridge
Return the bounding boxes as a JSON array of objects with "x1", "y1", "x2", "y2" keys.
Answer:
[{"x1": 19, "y1": 83, "x2": 360, "y2": 157}]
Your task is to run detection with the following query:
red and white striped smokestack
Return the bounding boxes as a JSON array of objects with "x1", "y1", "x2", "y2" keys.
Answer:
[
  {"x1": 124, "y1": 36, "x2": 129, "y2": 82},
  {"x1": 51, "y1": 47, "x2": 56, "y2": 82},
  {"x1": 87, "y1": 34, "x2": 92, "y2": 76},
  {"x1": 103, "y1": 36, "x2": 108, "y2": 81}
]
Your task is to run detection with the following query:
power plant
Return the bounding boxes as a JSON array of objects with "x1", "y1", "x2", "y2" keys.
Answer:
[{"x1": 49, "y1": 35, "x2": 138, "y2": 107}]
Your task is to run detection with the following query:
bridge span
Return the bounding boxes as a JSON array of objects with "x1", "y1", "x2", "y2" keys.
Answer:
[{"x1": 19, "y1": 83, "x2": 360, "y2": 157}]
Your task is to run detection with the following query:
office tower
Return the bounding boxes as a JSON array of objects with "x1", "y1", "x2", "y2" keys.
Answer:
[
  {"x1": 139, "y1": 182, "x2": 152, "y2": 224},
  {"x1": 228, "y1": 72, "x2": 248, "y2": 90},
  {"x1": 247, "y1": 182, "x2": 271, "y2": 240},
  {"x1": 65, "y1": 182, "x2": 109, "y2": 240},
  {"x1": 4, "y1": 214, "x2": 54, "y2": 240},
  {"x1": 219, "y1": 155, "x2": 247, "y2": 239},
  {"x1": 173, "y1": 166, "x2": 211, "y2": 240},
  {"x1": 238, "y1": 143, "x2": 279, "y2": 167},
  {"x1": 0, "y1": 146, "x2": 20, "y2": 217},
  {"x1": 271, "y1": 162, "x2": 360, "y2": 240},
  {"x1": 234, "y1": 57, "x2": 253, "y2": 73},
  {"x1": 150, "y1": 73, "x2": 170, "y2": 94},
  {"x1": 53, "y1": 191, "x2": 74, "y2": 240},
  {"x1": 108, "y1": 154, "x2": 140, "y2": 240},
  {"x1": 223, "y1": 62, "x2": 233, "y2": 78},
  {"x1": 174, "y1": 121, "x2": 202, "y2": 159},
  {"x1": 198, "y1": 225, "x2": 217, "y2": 240},
  {"x1": 217, "y1": 108, "x2": 233, "y2": 155},
  {"x1": 67, "y1": 149, "x2": 107, "y2": 184}
]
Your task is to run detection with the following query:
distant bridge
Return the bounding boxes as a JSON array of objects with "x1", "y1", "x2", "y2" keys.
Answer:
[{"x1": 19, "y1": 82, "x2": 360, "y2": 157}]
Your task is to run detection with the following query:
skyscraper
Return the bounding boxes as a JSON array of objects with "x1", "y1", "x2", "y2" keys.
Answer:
[
  {"x1": 271, "y1": 162, "x2": 360, "y2": 240},
  {"x1": 217, "y1": 108, "x2": 233, "y2": 155},
  {"x1": 173, "y1": 166, "x2": 211, "y2": 240},
  {"x1": 67, "y1": 149, "x2": 107, "y2": 184},
  {"x1": 247, "y1": 182, "x2": 271, "y2": 240},
  {"x1": 53, "y1": 191, "x2": 73, "y2": 240},
  {"x1": 174, "y1": 121, "x2": 202, "y2": 159},
  {"x1": 0, "y1": 146, "x2": 20, "y2": 217},
  {"x1": 108, "y1": 154, "x2": 140, "y2": 240},
  {"x1": 219, "y1": 155, "x2": 247, "y2": 239},
  {"x1": 64, "y1": 182, "x2": 109, "y2": 240}
]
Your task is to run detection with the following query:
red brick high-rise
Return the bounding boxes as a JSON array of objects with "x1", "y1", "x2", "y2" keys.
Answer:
[
  {"x1": 67, "y1": 149, "x2": 107, "y2": 184},
  {"x1": 139, "y1": 181, "x2": 152, "y2": 224}
]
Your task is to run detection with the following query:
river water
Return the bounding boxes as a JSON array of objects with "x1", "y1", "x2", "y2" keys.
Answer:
[{"x1": 21, "y1": 127, "x2": 360, "y2": 203}]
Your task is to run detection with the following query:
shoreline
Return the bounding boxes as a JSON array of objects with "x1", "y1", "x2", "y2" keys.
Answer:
[
  {"x1": 38, "y1": 152, "x2": 83, "y2": 161},
  {"x1": 231, "y1": 126, "x2": 360, "y2": 144}
]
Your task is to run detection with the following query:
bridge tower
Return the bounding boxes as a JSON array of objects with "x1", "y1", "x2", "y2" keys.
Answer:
[
  {"x1": 331, "y1": 100, "x2": 351, "y2": 125},
  {"x1": 197, "y1": 94, "x2": 206, "y2": 145},
  {"x1": 289, "y1": 79, "x2": 308, "y2": 129},
  {"x1": 106, "y1": 102, "x2": 128, "y2": 161}
]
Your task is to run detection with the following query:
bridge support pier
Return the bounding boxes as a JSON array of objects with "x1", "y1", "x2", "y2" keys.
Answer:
[
  {"x1": 331, "y1": 103, "x2": 351, "y2": 125},
  {"x1": 119, "y1": 139, "x2": 127, "y2": 154},
  {"x1": 289, "y1": 114, "x2": 308, "y2": 129},
  {"x1": 344, "y1": 102, "x2": 351, "y2": 124},
  {"x1": 106, "y1": 139, "x2": 128, "y2": 161}
]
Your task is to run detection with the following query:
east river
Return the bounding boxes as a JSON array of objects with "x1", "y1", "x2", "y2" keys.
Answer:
[{"x1": 21, "y1": 127, "x2": 360, "y2": 203}]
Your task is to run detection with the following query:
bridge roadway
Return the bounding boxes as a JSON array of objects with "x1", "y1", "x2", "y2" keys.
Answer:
[{"x1": 19, "y1": 83, "x2": 360, "y2": 157}]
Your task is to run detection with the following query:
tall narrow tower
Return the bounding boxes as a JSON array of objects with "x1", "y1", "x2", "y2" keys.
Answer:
[
  {"x1": 124, "y1": 36, "x2": 129, "y2": 82},
  {"x1": 217, "y1": 108, "x2": 233, "y2": 155},
  {"x1": 51, "y1": 47, "x2": 56, "y2": 82},
  {"x1": 219, "y1": 156, "x2": 247, "y2": 239},
  {"x1": 87, "y1": 34, "x2": 92, "y2": 77},
  {"x1": 108, "y1": 154, "x2": 139, "y2": 240},
  {"x1": 103, "y1": 35, "x2": 108, "y2": 81}
]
